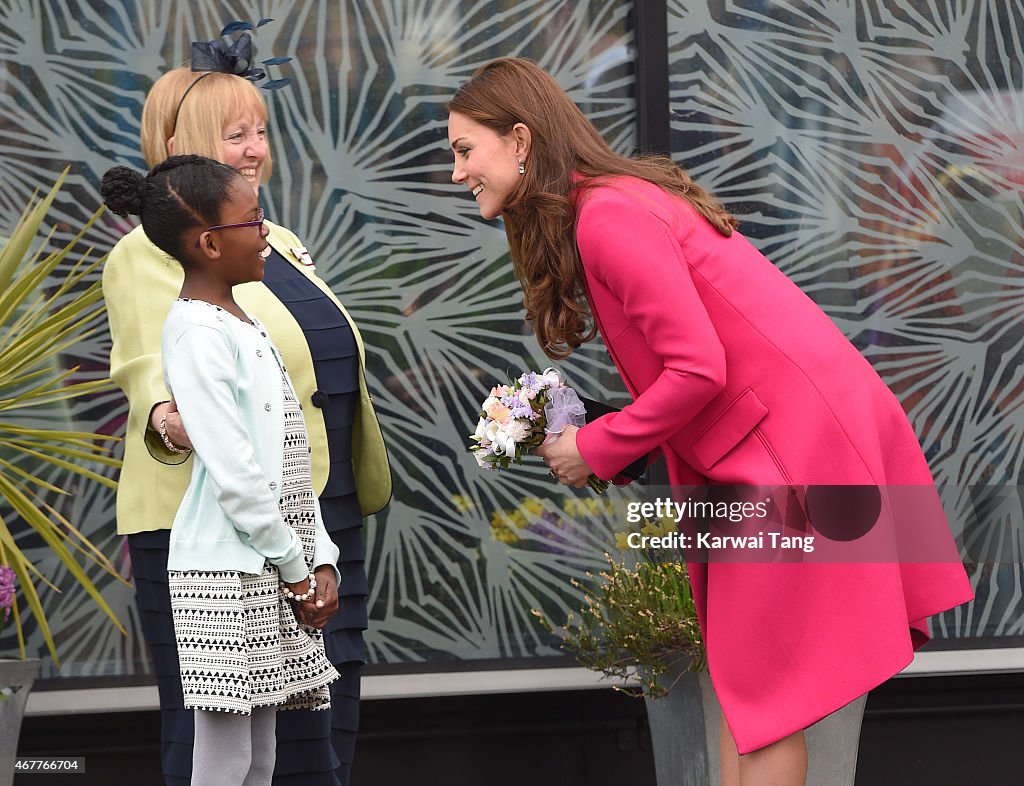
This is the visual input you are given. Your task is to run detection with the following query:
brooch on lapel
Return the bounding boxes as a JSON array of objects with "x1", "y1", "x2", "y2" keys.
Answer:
[{"x1": 290, "y1": 246, "x2": 316, "y2": 270}]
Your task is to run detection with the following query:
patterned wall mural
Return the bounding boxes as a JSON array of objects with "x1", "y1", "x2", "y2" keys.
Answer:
[
  {"x1": 0, "y1": 0, "x2": 635, "y2": 677},
  {"x1": 0, "y1": 0, "x2": 1019, "y2": 680},
  {"x1": 667, "y1": 0, "x2": 1023, "y2": 640}
]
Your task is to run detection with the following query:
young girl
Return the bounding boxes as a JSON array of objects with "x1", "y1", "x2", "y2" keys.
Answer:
[{"x1": 101, "y1": 155, "x2": 340, "y2": 786}]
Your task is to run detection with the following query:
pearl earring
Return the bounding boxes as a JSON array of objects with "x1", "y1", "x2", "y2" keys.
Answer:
[{"x1": 518, "y1": 160, "x2": 525, "y2": 175}]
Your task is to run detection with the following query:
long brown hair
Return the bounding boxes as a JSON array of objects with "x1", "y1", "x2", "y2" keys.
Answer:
[{"x1": 449, "y1": 57, "x2": 737, "y2": 359}]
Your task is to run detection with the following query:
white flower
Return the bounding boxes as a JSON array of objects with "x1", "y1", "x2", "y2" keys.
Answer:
[
  {"x1": 540, "y1": 367, "x2": 562, "y2": 388},
  {"x1": 505, "y1": 419, "x2": 530, "y2": 444},
  {"x1": 474, "y1": 450, "x2": 490, "y2": 468},
  {"x1": 481, "y1": 396, "x2": 499, "y2": 412},
  {"x1": 474, "y1": 417, "x2": 488, "y2": 439},
  {"x1": 492, "y1": 430, "x2": 510, "y2": 456},
  {"x1": 483, "y1": 420, "x2": 501, "y2": 445}
]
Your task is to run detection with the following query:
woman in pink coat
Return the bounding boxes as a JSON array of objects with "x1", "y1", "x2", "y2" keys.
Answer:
[{"x1": 448, "y1": 58, "x2": 973, "y2": 785}]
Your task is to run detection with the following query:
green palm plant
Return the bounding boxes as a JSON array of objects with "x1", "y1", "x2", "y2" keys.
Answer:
[{"x1": 0, "y1": 169, "x2": 124, "y2": 663}]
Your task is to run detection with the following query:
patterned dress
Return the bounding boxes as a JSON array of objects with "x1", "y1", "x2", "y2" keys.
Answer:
[{"x1": 168, "y1": 368, "x2": 339, "y2": 714}]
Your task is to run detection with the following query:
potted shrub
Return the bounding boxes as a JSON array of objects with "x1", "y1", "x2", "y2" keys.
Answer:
[
  {"x1": 534, "y1": 550, "x2": 715, "y2": 784},
  {"x1": 534, "y1": 553, "x2": 706, "y2": 696},
  {"x1": 536, "y1": 542, "x2": 867, "y2": 786}
]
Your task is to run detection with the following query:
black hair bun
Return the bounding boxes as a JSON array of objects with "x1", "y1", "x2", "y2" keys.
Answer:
[{"x1": 100, "y1": 166, "x2": 145, "y2": 218}]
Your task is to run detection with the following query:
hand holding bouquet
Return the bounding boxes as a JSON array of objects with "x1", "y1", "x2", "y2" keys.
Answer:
[{"x1": 469, "y1": 368, "x2": 608, "y2": 493}]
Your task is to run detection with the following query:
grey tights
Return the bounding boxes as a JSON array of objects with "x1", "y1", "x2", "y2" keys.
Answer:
[{"x1": 191, "y1": 706, "x2": 277, "y2": 786}]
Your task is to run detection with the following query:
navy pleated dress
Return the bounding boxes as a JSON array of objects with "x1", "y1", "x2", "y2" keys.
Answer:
[
  {"x1": 261, "y1": 249, "x2": 368, "y2": 786},
  {"x1": 129, "y1": 249, "x2": 368, "y2": 786}
]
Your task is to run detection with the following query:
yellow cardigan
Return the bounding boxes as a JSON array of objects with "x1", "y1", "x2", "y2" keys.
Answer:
[{"x1": 103, "y1": 221, "x2": 391, "y2": 536}]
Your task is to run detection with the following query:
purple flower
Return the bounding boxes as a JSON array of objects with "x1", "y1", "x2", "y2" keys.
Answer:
[
  {"x1": 509, "y1": 403, "x2": 535, "y2": 420},
  {"x1": 0, "y1": 565, "x2": 15, "y2": 622}
]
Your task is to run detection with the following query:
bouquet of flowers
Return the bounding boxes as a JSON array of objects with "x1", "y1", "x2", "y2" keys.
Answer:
[{"x1": 469, "y1": 368, "x2": 608, "y2": 493}]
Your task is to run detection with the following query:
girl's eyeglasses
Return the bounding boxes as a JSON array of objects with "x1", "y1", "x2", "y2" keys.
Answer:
[{"x1": 195, "y1": 208, "x2": 265, "y2": 247}]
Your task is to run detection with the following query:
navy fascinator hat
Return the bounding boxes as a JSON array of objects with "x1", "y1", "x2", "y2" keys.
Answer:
[
  {"x1": 171, "y1": 18, "x2": 292, "y2": 132},
  {"x1": 189, "y1": 18, "x2": 292, "y2": 91}
]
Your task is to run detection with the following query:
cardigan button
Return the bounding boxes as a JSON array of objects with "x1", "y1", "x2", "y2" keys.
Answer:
[
  {"x1": 256, "y1": 349, "x2": 263, "y2": 357},
  {"x1": 264, "y1": 403, "x2": 272, "y2": 412},
  {"x1": 311, "y1": 390, "x2": 329, "y2": 408},
  {"x1": 269, "y1": 481, "x2": 277, "y2": 490}
]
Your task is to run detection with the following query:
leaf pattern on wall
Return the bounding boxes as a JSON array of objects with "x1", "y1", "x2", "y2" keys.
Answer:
[
  {"x1": 0, "y1": 0, "x2": 634, "y2": 675},
  {"x1": 666, "y1": 0, "x2": 1024, "y2": 639},
  {"x1": 1, "y1": 0, "x2": 1018, "y2": 677}
]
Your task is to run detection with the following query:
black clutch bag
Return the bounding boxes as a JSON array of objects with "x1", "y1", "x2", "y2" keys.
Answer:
[{"x1": 577, "y1": 396, "x2": 650, "y2": 481}]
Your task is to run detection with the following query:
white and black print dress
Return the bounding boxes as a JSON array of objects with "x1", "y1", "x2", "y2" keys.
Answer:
[{"x1": 168, "y1": 367, "x2": 339, "y2": 715}]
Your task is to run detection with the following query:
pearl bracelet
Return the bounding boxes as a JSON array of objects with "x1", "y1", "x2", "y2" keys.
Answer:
[
  {"x1": 280, "y1": 573, "x2": 317, "y2": 602},
  {"x1": 157, "y1": 414, "x2": 186, "y2": 454}
]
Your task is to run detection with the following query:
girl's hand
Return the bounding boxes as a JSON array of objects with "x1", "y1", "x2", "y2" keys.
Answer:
[
  {"x1": 534, "y1": 425, "x2": 592, "y2": 488},
  {"x1": 283, "y1": 576, "x2": 312, "y2": 598},
  {"x1": 150, "y1": 398, "x2": 194, "y2": 450},
  {"x1": 296, "y1": 565, "x2": 339, "y2": 629}
]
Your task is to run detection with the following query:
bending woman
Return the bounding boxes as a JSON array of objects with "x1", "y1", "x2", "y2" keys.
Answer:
[{"x1": 447, "y1": 57, "x2": 972, "y2": 786}]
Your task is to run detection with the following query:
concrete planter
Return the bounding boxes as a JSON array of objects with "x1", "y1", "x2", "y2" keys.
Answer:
[
  {"x1": 0, "y1": 659, "x2": 41, "y2": 786},
  {"x1": 644, "y1": 672, "x2": 867, "y2": 786}
]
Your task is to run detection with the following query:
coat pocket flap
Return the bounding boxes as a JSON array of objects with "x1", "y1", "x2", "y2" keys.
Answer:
[{"x1": 691, "y1": 388, "x2": 769, "y2": 469}]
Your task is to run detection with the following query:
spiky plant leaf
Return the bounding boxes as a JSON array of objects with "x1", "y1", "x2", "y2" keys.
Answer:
[{"x1": 0, "y1": 170, "x2": 125, "y2": 663}]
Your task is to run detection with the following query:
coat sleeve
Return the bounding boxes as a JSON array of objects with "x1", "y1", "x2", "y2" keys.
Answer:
[
  {"x1": 574, "y1": 191, "x2": 727, "y2": 480},
  {"x1": 102, "y1": 230, "x2": 191, "y2": 464},
  {"x1": 165, "y1": 323, "x2": 308, "y2": 583}
]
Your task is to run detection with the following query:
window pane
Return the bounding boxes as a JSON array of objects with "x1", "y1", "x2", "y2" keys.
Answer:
[
  {"x1": 0, "y1": 0, "x2": 636, "y2": 677},
  {"x1": 667, "y1": 0, "x2": 1024, "y2": 644}
]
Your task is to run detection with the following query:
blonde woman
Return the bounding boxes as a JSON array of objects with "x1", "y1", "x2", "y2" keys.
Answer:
[{"x1": 104, "y1": 64, "x2": 390, "y2": 786}]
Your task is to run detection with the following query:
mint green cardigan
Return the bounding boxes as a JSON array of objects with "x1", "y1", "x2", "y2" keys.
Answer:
[
  {"x1": 162, "y1": 300, "x2": 337, "y2": 581},
  {"x1": 103, "y1": 222, "x2": 391, "y2": 537}
]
